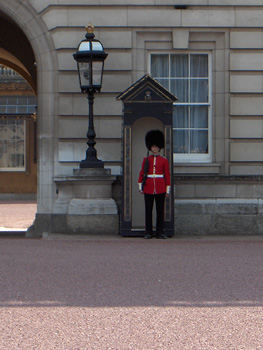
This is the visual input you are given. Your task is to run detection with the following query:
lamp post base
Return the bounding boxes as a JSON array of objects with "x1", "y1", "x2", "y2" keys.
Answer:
[{"x1": 79, "y1": 158, "x2": 104, "y2": 168}]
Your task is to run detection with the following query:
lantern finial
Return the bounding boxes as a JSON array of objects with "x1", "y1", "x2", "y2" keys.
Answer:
[{"x1": 86, "y1": 23, "x2": 94, "y2": 34}]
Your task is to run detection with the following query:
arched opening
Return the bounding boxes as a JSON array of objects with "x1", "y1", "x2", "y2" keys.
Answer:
[{"x1": 0, "y1": 10, "x2": 37, "y2": 232}]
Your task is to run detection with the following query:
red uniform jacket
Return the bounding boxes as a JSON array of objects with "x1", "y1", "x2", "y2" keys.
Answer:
[{"x1": 138, "y1": 155, "x2": 171, "y2": 195}]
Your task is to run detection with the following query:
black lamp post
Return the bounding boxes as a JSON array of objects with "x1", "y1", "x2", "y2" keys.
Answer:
[{"x1": 73, "y1": 24, "x2": 108, "y2": 168}]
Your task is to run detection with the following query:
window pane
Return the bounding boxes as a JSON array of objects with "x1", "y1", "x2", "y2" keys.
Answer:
[
  {"x1": 190, "y1": 55, "x2": 208, "y2": 77},
  {"x1": 0, "y1": 120, "x2": 25, "y2": 169},
  {"x1": 155, "y1": 78, "x2": 169, "y2": 91},
  {"x1": 173, "y1": 130, "x2": 189, "y2": 153},
  {"x1": 151, "y1": 54, "x2": 169, "y2": 77},
  {"x1": 28, "y1": 96, "x2": 37, "y2": 105},
  {"x1": 28, "y1": 106, "x2": 36, "y2": 113},
  {"x1": 171, "y1": 79, "x2": 188, "y2": 102},
  {"x1": 190, "y1": 106, "x2": 208, "y2": 128},
  {"x1": 190, "y1": 79, "x2": 208, "y2": 102},
  {"x1": 170, "y1": 54, "x2": 188, "y2": 77},
  {"x1": 173, "y1": 106, "x2": 188, "y2": 128},
  {"x1": 19, "y1": 96, "x2": 27, "y2": 105},
  {"x1": 0, "y1": 97, "x2": 7, "y2": 105},
  {"x1": 190, "y1": 130, "x2": 208, "y2": 154},
  {"x1": 17, "y1": 106, "x2": 28, "y2": 113},
  {"x1": 6, "y1": 106, "x2": 17, "y2": 113},
  {"x1": 8, "y1": 96, "x2": 17, "y2": 105}
]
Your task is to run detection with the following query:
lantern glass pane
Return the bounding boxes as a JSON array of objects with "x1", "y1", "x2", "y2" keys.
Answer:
[
  {"x1": 79, "y1": 61, "x2": 92, "y2": 87},
  {"x1": 92, "y1": 42, "x2": 103, "y2": 51},
  {"x1": 79, "y1": 41, "x2": 90, "y2": 52},
  {"x1": 92, "y1": 61, "x2": 103, "y2": 86}
]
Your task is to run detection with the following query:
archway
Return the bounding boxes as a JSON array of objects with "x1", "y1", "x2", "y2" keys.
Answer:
[{"x1": 0, "y1": 2, "x2": 56, "y2": 234}]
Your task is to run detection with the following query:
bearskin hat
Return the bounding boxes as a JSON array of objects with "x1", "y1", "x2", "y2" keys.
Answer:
[{"x1": 145, "y1": 129, "x2": 165, "y2": 150}]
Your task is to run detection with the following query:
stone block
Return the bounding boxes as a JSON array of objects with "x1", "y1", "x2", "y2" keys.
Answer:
[
  {"x1": 42, "y1": 8, "x2": 67, "y2": 29},
  {"x1": 53, "y1": 198, "x2": 71, "y2": 214},
  {"x1": 101, "y1": 74, "x2": 133, "y2": 93},
  {"x1": 230, "y1": 53, "x2": 263, "y2": 71},
  {"x1": 99, "y1": 0, "x2": 154, "y2": 4},
  {"x1": 52, "y1": 29, "x2": 78, "y2": 49},
  {"x1": 210, "y1": 0, "x2": 262, "y2": 4},
  {"x1": 58, "y1": 71, "x2": 132, "y2": 94},
  {"x1": 105, "y1": 52, "x2": 132, "y2": 71},
  {"x1": 230, "y1": 142, "x2": 263, "y2": 162},
  {"x1": 212, "y1": 215, "x2": 258, "y2": 235},
  {"x1": 99, "y1": 30, "x2": 132, "y2": 49},
  {"x1": 58, "y1": 139, "x2": 121, "y2": 163},
  {"x1": 127, "y1": 8, "x2": 181, "y2": 27},
  {"x1": 230, "y1": 31, "x2": 263, "y2": 49},
  {"x1": 58, "y1": 116, "x2": 122, "y2": 139},
  {"x1": 174, "y1": 164, "x2": 220, "y2": 175},
  {"x1": 236, "y1": 9, "x2": 263, "y2": 27},
  {"x1": 57, "y1": 51, "x2": 75, "y2": 71},
  {"x1": 173, "y1": 29, "x2": 189, "y2": 49},
  {"x1": 182, "y1": 9, "x2": 235, "y2": 27},
  {"x1": 230, "y1": 75, "x2": 263, "y2": 93},
  {"x1": 29, "y1": 0, "x2": 56, "y2": 12},
  {"x1": 256, "y1": 215, "x2": 263, "y2": 234},
  {"x1": 257, "y1": 200, "x2": 263, "y2": 214},
  {"x1": 71, "y1": 94, "x2": 122, "y2": 117},
  {"x1": 175, "y1": 214, "x2": 212, "y2": 236},
  {"x1": 174, "y1": 184, "x2": 195, "y2": 198},
  {"x1": 58, "y1": 142, "x2": 74, "y2": 162},
  {"x1": 59, "y1": 95, "x2": 74, "y2": 115},
  {"x1": 230, "y1": 119, "x2": 263, "y2": 138},
  {"x1": 68, "y1": 198, "x2": 117, "y2": 215},
  {"x1": 237, "y1": 185, "x2": 263, "y2": 199},
  {"x1": 230, "y1": 165, "x2": 263, "y2": 176},
  {"x1": 175, "y1": 201, "x2": 204, "y2": 214},
  {"x1": 214, "y1": 93, "x2": 225, "y2": 117},
  {"x1": 51, "y1": 214, "x2": 119, "y2": 235},
  {"x1": 230, "y1": 97, "x2": 263, "y2": 116},
  {"x1": 68, "y1": 8, "x2": 127, "y2": 27},
  {"x1": 216, "y1": 200, "x2": 258, "y2": 215},
  {"x1": 156, "y1": 0, "x2": 207, "y2": 3},
  {"x1": 195, "y1": 184, "x2": 236, "y2": 198}
]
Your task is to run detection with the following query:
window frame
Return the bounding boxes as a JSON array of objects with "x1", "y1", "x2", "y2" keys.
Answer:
[
  {"x1": 0, "y1": 119, "x2": 26, "y2": 172},
  {"x1": 149, "y1": 51, "x2": 212, "y2": 163}
]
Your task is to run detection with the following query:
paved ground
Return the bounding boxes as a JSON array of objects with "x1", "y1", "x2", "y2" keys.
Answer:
[
  {"x1": 1, "y1": 235, "x2": 263, "y2": 349},
  {"x1": 0, "y1": 200, "x2": 36, "y2": 231},
  {"x1": 1, "y1": 202, "x2": 263, "y2": 349}
]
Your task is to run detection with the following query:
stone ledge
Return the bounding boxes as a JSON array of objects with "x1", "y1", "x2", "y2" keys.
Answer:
[{"x1": 174, "y1": 175, "x2": 263, "y2": 181}]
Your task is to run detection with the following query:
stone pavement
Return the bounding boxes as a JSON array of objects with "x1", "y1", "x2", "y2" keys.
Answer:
[
  {"x1": 1, "y1": 234, "x2": 263, "y2": 349},
  {"x1": 0, "y1": 200, "x2": 36, "y2": 232}
]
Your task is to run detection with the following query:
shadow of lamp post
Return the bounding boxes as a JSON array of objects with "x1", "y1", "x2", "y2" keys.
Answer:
[{"x1": 73, "y1": 24, "x2": 108, "y2": 168}]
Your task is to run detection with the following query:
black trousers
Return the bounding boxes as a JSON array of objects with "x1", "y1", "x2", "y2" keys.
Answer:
[{"x1": 144, "y1": 193, "x2": 166, "y2": 236}]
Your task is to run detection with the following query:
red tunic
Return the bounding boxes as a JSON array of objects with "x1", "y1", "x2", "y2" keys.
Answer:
[{"x1": 138, "y1": 155, "x2": 171, "y2": 195}]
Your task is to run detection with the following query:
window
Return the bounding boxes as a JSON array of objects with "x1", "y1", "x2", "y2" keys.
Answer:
[
  {"x1": 0, "y1": 119, "x2": 25, "y2": 171},
  {"x1": 151, "y1": 53, "x2": 211, "y2": 162},
  {"x1": 0, "y1": 96, "x2": 36, "y2": 114}
]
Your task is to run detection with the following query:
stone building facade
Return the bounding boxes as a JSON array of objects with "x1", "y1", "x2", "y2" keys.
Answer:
[{"x1": 1, "y1": 0, "x2": 263, "y2": 235}]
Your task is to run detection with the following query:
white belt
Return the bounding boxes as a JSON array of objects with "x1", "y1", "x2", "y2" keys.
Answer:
[{"x1": 147, "y1": 174, "x2": 164, "y2": 178}]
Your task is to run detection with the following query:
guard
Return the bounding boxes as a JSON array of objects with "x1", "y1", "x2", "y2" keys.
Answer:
[{"x1": 138, "y1": 129, "x2": 171, "y2": 239}]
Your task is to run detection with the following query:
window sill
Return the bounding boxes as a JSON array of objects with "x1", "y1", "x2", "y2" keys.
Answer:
[{"x1": 174, "y1": 163, "x2": 221, "y2": 175}]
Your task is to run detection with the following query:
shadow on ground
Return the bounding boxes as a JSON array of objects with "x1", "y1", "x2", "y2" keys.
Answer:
[{"x1": 0, "y1": 238, "x2": 263, "y2": 308}]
